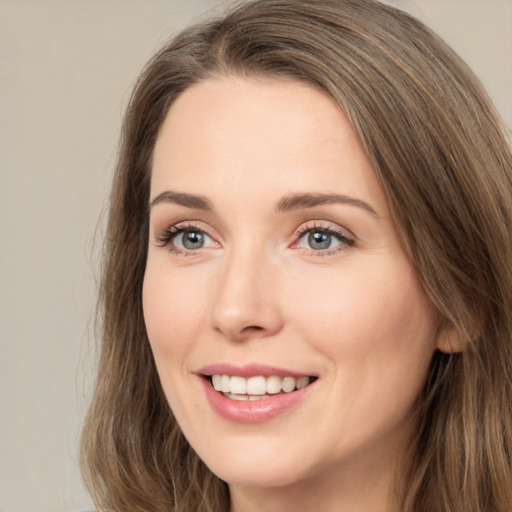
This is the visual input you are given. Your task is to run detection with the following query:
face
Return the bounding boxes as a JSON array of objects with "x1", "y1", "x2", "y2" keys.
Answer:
[{"x1": 143, "y1": 77, "x2": 441, "y2": 493}]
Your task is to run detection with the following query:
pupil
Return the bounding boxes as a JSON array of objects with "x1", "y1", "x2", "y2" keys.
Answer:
[
  {"x1": 308, "y1": 231, "x2": 331, "y2": 250},
  {"x1": 183, "y1": 231, "x2": 204, "y2": 249}
]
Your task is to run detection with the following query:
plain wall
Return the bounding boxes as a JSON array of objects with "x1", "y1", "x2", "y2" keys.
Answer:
[{"x1": 0, "y1": 1, "x2": 510, "y2": 511}]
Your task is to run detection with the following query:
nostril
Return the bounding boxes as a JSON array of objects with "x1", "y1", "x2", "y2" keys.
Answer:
[{"x1": 241, "y1": 325, "x2": 264, "y2": 332}]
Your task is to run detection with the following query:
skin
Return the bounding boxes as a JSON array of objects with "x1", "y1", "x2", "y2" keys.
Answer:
[{"x1": 143, "y1": 77, "x2": 449, "y2": 512}]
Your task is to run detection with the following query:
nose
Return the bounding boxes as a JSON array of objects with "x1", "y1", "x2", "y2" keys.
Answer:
[{"x1": 211, "y1": 246, "x2": 284, "y2": 342}]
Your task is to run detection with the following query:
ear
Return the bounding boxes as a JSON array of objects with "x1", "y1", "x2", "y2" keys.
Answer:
[{"x1": 436, "y1": 324, "x2": 467, "y2": 354}]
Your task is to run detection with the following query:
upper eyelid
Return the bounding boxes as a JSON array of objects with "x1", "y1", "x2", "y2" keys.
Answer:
[
  {"x1": 154, "y1": 220, "x2": 210, "y2": 237},
  {"x1": 294, "y1": 220, "x2": 354, "y2": 238}
]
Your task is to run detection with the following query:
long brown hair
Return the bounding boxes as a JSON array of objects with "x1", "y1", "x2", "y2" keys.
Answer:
[{"x1": 80, "y1": 1, "x2": 512, "y2": 510}]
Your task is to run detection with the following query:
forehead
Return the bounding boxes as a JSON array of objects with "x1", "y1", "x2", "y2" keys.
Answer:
[{"x1": 151, "y1": 76, "x2": 387, "y2": 215}]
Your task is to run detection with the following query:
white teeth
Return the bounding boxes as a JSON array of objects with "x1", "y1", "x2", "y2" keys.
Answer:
[
  {"x1": 212, "y1": 374, "x2": 221, "y2": 390},
  {"x1": 281, "y1": 376, "x2": 296, "y2": 393},
  {"x1": 296, "y1": 376, "x2": 309, "y2": 389},
  {"x1": 246, "y1": 376, "x2": 267, "y2": 395},
  {"x1": 210, "y1": 374, "x2": 313, "y2": 396},
  {"x1": 230, "y1": 376, "x2": 247, "y2": 395},
  {"x1": 225, "y1": 393, "x2": 268, "y2": 401},
  {"x1": 266, "y1": 375, "x2": 282, "y2": 394},
  {"x1": 220, "y1": 375, "x2": 230, "y2": 393},
  {"x1": 227, "y1": 393, "x2": 247, "y2": 401}
]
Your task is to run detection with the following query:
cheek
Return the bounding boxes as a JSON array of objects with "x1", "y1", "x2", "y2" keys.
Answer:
[
  {"x1": 290, "y1": 258, "x2": 437, "y2": 387},
  {"x1": 142, "y1": 264, "x2": 207, "y2": 363},
  {"x1": 289, "y1": 260, "x2": 437, "y2": 452},
  {"x1": 142, "y1": 264, "x2": 210, "y2": 425}
]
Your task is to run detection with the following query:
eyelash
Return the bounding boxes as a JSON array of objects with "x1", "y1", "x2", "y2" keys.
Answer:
[
  {"x1": 293, "y1": 222, "x2": 355, "y2": 256},
  {"x1": 155, "y1": 222, "x2": 212, "y2": 256},
  {"x1": 155, "y1": 221, "x2": 354, "y2": 257}
]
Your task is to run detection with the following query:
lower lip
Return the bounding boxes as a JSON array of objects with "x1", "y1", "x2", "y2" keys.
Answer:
[{"x1": 200, "y1": 378, "x2": 315, "y2": 424}]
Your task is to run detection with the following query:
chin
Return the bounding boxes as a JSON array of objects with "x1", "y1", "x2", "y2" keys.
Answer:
[
  {"x1": 209, "y1": 459, "x2": 311, "y2": 488},
  {"x1": 190, "y1": 433, "x2": 322, "y2": 489}
]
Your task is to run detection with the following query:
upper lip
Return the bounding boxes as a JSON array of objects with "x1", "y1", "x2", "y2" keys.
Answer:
[{"x1": 197, "y1": 363, "x2": 315, "y2": 379}]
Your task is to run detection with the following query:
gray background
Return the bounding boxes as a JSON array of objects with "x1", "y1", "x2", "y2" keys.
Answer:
[{"x1": 0, "y1": 1, "x2": 510, "y2": 511}]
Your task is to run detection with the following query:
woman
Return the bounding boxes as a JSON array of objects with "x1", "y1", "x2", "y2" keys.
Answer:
[{"x1": 80, "y1": 0, "x2": 512, "y2": 511}]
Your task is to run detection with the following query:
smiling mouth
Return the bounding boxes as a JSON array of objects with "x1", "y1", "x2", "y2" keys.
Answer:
[{"x1": 207, "y1": 374, "x2": 317, "y2": 401}]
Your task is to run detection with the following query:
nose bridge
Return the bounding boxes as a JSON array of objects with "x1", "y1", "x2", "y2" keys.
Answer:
[{"x1": 211, "y1": 239, "x2": 282, "y2": 340}]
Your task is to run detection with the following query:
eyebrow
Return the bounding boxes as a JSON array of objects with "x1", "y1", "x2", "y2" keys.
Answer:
[
  {"x1": 149, "y1": 190, "x2": 213, "y2": 211},
  {"x1": 276, "y1": 193, "x2": 378, "y2": 217},
  {"x1": 149, "y1": 190, "x2": 378, "y2": 217}
]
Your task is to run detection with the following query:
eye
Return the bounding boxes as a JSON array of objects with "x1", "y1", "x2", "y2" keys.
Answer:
[
  {"x1": 305, "y1": 231, "x2": 338, "y2": 251},
  {"x1": 156, "y1": 223, "x2": 219, "y2": 254},
  {"x1": 293, "y1": 223, "x2": 354, "y2": 255},
  {"x1": 174, "y1": 229, "x2": 210, "y2": 250}
]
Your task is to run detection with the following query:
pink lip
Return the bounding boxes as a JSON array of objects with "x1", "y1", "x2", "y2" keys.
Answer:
[
  {"x1": 197, "y1": 364, "x2": 317, "y2": 424},
  {"x1": 198, "y1": 363, "x2": 312, "y2": 379}
]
